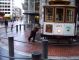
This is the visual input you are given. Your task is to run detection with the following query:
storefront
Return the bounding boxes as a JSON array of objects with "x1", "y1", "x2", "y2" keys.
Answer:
[{"x1": 23, "y1": 12, "x2": 39, "y2": 24}]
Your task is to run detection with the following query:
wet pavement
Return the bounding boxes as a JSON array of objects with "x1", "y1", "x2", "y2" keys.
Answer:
[
  {"x1": 0, "y1": 47, "x2": 31, "y2": 60},
  {"x1": 0, "y1": 20, "x2": 79, "y2": 60}
]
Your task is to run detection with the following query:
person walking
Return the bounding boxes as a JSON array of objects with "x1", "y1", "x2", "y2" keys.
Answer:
[
  {"x1": 4, "y1": 20, "x2": 8, "y2": 28},
  {"x1": 11, "y1": 22, "x2": 14, "y2": 31},
  {"x1": 28, "y1": 27, "x2": 40, "y2": 42},
  {"x1": 4, "y1": 20, "x2": 8, "y2": 33}
]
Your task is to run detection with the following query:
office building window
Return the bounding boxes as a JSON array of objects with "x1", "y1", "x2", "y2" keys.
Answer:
[
  {"x1": 5, "y1": 9, "x2": 7, "y2": 11},
  {"x1": 5, "y1": 12, "x2": 7, "y2": 14},
  {"x1": 8, "y1": 9, "x2": 10, "y2": 11},
  {"x1": 8, "y1": 6, "x2": 10, "y2": 8},
  {"x1": 8, "y1": 12, "x2": 10, "y2": 14},
  {"x1": 5, "y1": 6, "x2": 7, "y2": 8}
]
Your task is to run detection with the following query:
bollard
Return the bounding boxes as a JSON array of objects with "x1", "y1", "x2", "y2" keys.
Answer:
[
  {"x1": 42, "y1": 39, "x2": 48, "y2": 59},
  {"x1": 16, "y1": 25, "x2": 18, "y2": 32},
  {"x1": 32, "y1": 52, "x2": 41, "y2": 60},
  {"x1": 8, "y1": 37, "x2": 14, "y2": 60},
  {"x1": 24, "y1": 24, "x2": 26, "y2": 30},
  {"x1": 20, "y1": 24, "x2": 21, "y2": 30}
]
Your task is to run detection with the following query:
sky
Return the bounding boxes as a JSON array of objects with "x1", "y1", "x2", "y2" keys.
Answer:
[{"x1": 14, "y1": 0, "x2": 24, "y2": 9}]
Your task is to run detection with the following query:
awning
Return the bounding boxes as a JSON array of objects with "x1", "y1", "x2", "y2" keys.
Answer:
[
  {"x1": 23, "y1": 12, "x2": 39, "y2": 16},
  {"x1": 4, "y1": 14, "x2": 11, "y2": 17}
]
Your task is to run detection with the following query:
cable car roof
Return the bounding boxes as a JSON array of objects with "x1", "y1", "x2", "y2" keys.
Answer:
[{"x1": 44, "y1": 5, "x2": 76, "y2": 8}]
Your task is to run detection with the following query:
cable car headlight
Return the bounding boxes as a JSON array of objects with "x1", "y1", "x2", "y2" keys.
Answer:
[{"x1": 57, "y1": 29, "x2": 61, "y2": 33}]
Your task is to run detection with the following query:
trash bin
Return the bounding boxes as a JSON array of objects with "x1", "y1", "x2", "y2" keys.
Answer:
[{"x1": 32, "y1": 52, "x2": 41, "y2": 60}]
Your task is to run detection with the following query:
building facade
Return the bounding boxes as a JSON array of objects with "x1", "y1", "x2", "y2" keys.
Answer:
[
  {"x1": 0, "y1": 0, "x2": 13, "y2": 19},
  {"x1": 12, "y1": 7, "x2": 22, "y2": 20},
  {"x1": 23, "y1": 0, "x2": 39, "y2": 24},
  {"x1": 39, "y1": 0, "x2": 48, "y2": 26}
]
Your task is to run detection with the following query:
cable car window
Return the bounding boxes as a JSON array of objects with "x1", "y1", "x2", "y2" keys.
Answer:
[
  {"x1": 55, "y1": 8, "x2": 64, "y2": 22},
  {"x1": 66, "y1": 9, "x2": 74, "y2": 22},
  {"x1": 46, "y1": 24, "x2": 52, "y2": 33},
  {"x1": 45, "y1": 7, "x2": 53, "y2": 22}
]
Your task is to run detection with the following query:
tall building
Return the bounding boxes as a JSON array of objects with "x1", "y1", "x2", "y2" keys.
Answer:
[
  {"x1": 12, "y1": 7, "x2": 22, "y2": 20},
  {"x1": 39, "y1": 0, "x2": 48, "y2": 26},
  {"x1": 0, "y1": 0, "x2": 13, "y2": 19},
  {"x1": 23, "y1": 0, "x2": 39, "y2": 24}
]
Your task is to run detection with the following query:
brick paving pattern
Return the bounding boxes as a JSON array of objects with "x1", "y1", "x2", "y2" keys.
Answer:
[{"x1": 0, "y1": 20, "x2": 79, "y2": 58}]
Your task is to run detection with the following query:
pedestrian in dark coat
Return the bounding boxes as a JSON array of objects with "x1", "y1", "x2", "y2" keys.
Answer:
[
  {"x1": 4, "y1": 20, "x2": 8, "y2": 28},
  {"x1": 28, "y1": 27, "x2": 40, "y2": 42},
  {"x1": 4, "y1": 20, "x2": 8, "y2": 32}
]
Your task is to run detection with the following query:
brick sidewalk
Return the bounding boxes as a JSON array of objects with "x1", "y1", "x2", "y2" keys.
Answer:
[{"x1": 0, "y1": 20, "x2": 79, "y2": 59}]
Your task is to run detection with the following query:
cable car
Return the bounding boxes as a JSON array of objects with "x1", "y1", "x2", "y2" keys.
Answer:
[{"x1": 42, "y1": 0, "x2": 77, "y2": 43}]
